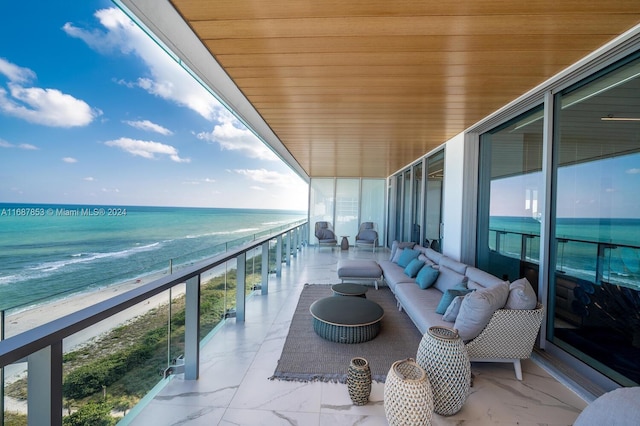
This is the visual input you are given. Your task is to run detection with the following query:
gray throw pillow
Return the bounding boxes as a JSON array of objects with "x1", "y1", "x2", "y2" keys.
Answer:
[
  {"x1": 443, "y1": 295, "x2": 464, "y2": 322},
  {"x1": 504, "y1": 277, "x2": 537, "y2": 309},
  {"x1": 453, "y1": 281, "x2": 509, "y2": 341}
]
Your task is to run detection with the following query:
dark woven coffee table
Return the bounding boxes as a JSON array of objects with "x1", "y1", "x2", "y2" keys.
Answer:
[
  {"x1": 331, "y1": 283, "x2": 368, "y2": 297},
  {"x1": 309, "y1": 296, "x2": 384, "y2": 343}
]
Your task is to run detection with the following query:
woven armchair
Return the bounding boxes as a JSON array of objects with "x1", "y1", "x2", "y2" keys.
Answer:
[{"x1": 465, "y1": 303, "x2": 544, "y2": 380}]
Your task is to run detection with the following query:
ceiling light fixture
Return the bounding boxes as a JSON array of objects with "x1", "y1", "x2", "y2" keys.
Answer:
[{"x1": 601, "y1": 116, "x2": 640, "y2": 121}]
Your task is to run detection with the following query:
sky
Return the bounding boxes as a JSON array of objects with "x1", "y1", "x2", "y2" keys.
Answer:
[
  {"x1": 490, "y1": 152, "x2": 640, "y2": 219},
  {"x1": 0, "y1": 1, "x2": 308, "y2": 211}
]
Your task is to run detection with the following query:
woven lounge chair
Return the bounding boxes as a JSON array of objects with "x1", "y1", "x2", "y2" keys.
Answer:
[
  {"x1": 315, "y1": 221, "x2": 337, "y2": 248},
  {"x1": 355, "y1": 222, "x2": 378, "y2": 252},
  {"x1": 465, "y1": 303, "x2": 545, "y2": 380}
]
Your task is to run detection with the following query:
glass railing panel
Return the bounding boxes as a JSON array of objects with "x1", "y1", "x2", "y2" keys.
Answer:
[
  {"x1": 554, "y1": 239, "x2": 598, "y2": 281},
  {"x1": 48, "y1": 289, "x2": 171, "y2": 424},
  {"x1": 599, "y1": 245, "x2": 640, "y2": 290},
  {"x1": 223, "y1": 259, "x2": 238, "y2": 319},
  {"x1": 523, "y1": 235, "x2": 540, "y2": 263},
  {"x1": 3, "y1": 351, "x2": 28, "y2": 424},
  {"x1": 200, "y1": 265, "x2": 228, "y2": 340}
]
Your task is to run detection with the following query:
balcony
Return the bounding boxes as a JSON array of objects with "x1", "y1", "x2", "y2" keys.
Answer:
[
  {"x1": 1, "y1": 224, "x2": 588, "y2": 425},
  {"x1": 124, "y1": 248, "x2": 586, "y2": 424}
]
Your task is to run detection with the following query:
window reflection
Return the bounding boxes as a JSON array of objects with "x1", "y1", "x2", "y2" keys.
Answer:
[{"x1": 551, "y1": 55, "x2": 640, "y2": 386}]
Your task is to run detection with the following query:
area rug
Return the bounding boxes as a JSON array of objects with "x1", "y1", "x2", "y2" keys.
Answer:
[{"x1": 270, "y1": 283, "x2": 423, "y2": 383}]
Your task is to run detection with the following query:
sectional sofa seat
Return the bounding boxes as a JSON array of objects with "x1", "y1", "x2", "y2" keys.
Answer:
[{"x1": 378, "y1": 241, "x2": 544, "y2": 380}]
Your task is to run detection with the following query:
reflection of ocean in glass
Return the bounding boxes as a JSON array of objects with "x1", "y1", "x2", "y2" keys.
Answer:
[{"x1": 489, "y1": 216, "x2": 640, "y2": 289}]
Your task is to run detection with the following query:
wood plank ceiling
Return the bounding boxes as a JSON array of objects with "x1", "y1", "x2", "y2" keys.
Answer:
[{"x1": 168, "y1": 0, "x2": 640, "y2": 178}]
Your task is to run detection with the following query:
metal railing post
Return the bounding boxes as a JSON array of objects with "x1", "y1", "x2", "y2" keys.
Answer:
[
  {"x1": 184, "y1": 275, "x2": 200, "y2": 380},
  {"x1": 276, "y1": 235, "x2": 283, "y2": 277},
  {"x1": 236, "y1": 253, "x2": 246, "y2": 322},
  {"x1": 27, "y1": 342, "x2": 63, "y2": 426},
  {"x1": 261, "y1": 242, "x2": 269, "y2": 295}
]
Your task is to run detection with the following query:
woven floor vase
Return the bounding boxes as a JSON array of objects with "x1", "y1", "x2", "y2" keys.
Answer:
[
  {"x1": 384, "y1": 358, "x2": 433, "y2": 425},
  {"x1": 416, "y1": 326, "x2": 471, "y2": 416},
  {"x1": 347, "y1": 357, "x2": 371, "y2": 405}
]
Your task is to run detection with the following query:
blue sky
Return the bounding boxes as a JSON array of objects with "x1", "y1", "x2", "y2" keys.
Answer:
[
  {"x1": 0, "y1": 1, "x2": 308, "y2": 210},
  {"x1": 490, "y1": 152, "x2": 640, "y2": 219}
]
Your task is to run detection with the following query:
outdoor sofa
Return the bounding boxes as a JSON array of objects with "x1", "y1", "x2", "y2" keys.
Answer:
[{"x1": 378, "y1": 241, "x2": 544, "y2": 380}]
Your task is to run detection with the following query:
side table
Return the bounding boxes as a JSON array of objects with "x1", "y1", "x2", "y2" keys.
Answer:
[{"x1": 340, "y1": 236, "x2": 349, "y2": 250}]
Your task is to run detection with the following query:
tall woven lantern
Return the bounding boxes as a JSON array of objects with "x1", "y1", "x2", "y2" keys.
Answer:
[
  {"x1": 347, "y1": 357, "x2": 371, "y2": 405},
  {"x1": 384, "y1": 358, "x2": 433, "y2": 425},
  {"x1": 416, "y1": 326, "x2": 471, "y2": 416}
]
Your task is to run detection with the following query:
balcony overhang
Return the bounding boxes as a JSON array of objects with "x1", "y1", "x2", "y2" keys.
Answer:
[{"x1": 117, "y1": 0, "x2": 640, "y2": 179}]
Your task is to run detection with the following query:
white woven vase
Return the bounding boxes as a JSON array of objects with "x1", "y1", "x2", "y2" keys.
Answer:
[
  {"x1": 383, "y1": 358, "x2": 433, "y2": 426},
  {"x1": 416, "y1": 326, "x2": 471, "y2": 416}
]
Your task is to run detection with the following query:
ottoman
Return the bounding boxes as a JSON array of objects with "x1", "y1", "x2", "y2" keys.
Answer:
[
  {"x1": 337, "y1": 259, "x2": 383, "y2": 289},
  {"x1": 310, "y1": 296, "x2": 384, "y2": 343}
]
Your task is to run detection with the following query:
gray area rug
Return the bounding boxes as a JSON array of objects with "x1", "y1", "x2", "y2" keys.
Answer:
[{"x1": 270, "y1": 283, "x2": 423, "y2": 383}]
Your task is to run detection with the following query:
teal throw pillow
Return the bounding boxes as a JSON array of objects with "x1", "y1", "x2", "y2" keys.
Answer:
[
  {"x1": 404, "y1": 258, "x2": 425, "y2": 278},
  {"x1": 436, "y1": 288, "x2": 473, "y2": 315},
  {"x1": 397, "y1": 248, "x2": 420, "y2": 268},
  {"x1": 416, "y1": 265, "x2": 439, "y2": 289}
]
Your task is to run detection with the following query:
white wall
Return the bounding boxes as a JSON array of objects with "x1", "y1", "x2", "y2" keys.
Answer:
[{"x1": 441, "y1": 132, "x2": 466, "y2": 260}]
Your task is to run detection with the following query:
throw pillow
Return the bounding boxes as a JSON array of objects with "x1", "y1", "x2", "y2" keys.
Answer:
[
  {"x1": 404, "y1": 258, "x2": 425, "y2": 278},
  {"x1": 415, "y1": 265, "x2": 439, "y2": 289},
  {"x1": 389, "y1": 241, "x2": 416, "y2": 261},
  {"x1": 397, "y1": 248, "x2": 420, "y2": 268},
  {"x1": 436, "y1": 287, "x2": 472, "y2": 315},
  {"x1": 454, "y1": 281, "x2": 510, "y2": 341},
  {"x1": 442, "y1": 295, "x2": 464, "y2": 322},
  {"x1": 505, "y1": 277, "x2": 537, "y2": 309}
]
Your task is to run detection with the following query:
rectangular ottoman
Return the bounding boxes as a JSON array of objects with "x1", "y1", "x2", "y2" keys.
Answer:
[{"x1": 337, "y1": 259, "x2": 383, "y2": 289}]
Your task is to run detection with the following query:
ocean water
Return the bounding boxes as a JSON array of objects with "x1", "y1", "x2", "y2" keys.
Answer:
[
  {"x1": 490, "y1": 216, "x2": 640, "y2": 289},
  {"x1": 0, "y1": 204, "x2": 306, "y2": 311}
]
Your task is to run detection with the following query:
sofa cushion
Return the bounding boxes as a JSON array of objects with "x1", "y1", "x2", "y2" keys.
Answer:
[
  {"x1": 454, "y1": 281, "x2": 510, "y2": 341},
  {"x1": 436, "y1": 287, "x2": 472, "y2": 314},
  {"x1": 389, "y1": 241, "x2": 416, "y2": 261},
  {"x1": 404, "y1": 258, "x2": 425, "y2": 278},
  {"x1": 424, "y1": 248, "x2": 444, "y2": 264},
  {"x1": 465, "y1": 266, "x2": 506, "y2": 290},
  {"x1": 434, "y1": 265, "x2": 468, "y2": 294},
  {"x1": 397, "y1": 248, "x2": 420, "y2": 268},
  {"x1": 440, "y1": 257, "x2": 468, "y2": 275},
  {"x1": 442, "y1": 295, "x2": 464, "y2": 322},
  {"x1": 505, "y1": 277, "x2": 537, "y2": 309},
  {"x1": 379, "y1": 260, "x2": 415, "y2": 292},
  {"x1": 416, "y1": 265, "x2": 439, "y2": 289},
  {"x1": 417, "y1": 254, "x2": 435, "y2": 267},
  {"x1": 394, "y1": 284, "x2": 450, "y2": 334}
]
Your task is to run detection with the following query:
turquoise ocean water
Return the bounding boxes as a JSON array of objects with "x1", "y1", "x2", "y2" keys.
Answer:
[{"x1": 0, "y1": 203, "x2": 306, "y2": 312}]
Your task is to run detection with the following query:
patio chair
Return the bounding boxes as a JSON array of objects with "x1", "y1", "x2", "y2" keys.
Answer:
[
  {"x1": 355, "y1": 222, "x2": 378, "y2": 252},
  {"x1": 315, "y1": 221, "x2": 337, "y2": 248}
]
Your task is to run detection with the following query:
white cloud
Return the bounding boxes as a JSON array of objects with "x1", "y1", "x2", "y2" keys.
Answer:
[
  {"x1": 84, "y1": 177, "x2": 95, "y2": 181},
  {"x1": 0, "y1": 58, "x2": 100, "y2": 127},
  {"x1": 64, "y1": 8, "x2": 222, "y2": 121},
  {"x1": 105, "y1": 137, "x2": 190, "y2": 163},
  {"x1": 626, "y1": 168, "x2": 640, "y2": 174},
  {"x1": 0, "y1": 139, "x2": 34, "y2": 149},
  {"x1": 182, "y1": 177, "x2": 216, "y2": 185},
  {"x1": 250, "y1": 185, "x2": 265, "y2": 191},
  {"x1": 197, "y1": 110, "x2": 277, "y2": 160},
  {"x1": 63, "y1": 157, "x2": 78, "y2": 163},
  {"x1": 0, "y1": 58, "x2": 36, "y2": 84},
  {"x1": 124, "y1": 119, "x2": 173, "y2": 135},
  {"x1": 234, "y1": 168, "x2": 294, "y2": 187}
]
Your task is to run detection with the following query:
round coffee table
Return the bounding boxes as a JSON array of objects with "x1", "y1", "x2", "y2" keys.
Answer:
[
  {"x1": 310, "y1": 296, "x2": 384, "y2": 343},
  {"x1": 331, "y1": 283, "x2": 368, "y2": 297}
]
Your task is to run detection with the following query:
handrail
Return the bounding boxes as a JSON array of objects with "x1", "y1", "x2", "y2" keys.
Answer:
[{"x1": 0, "y1": 221, "x2": 306, "y2": 367}]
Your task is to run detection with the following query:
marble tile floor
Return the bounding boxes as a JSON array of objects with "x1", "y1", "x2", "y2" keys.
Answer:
[{"x1": 127, "y1": 246, "x2": 588, "y2": 426}]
